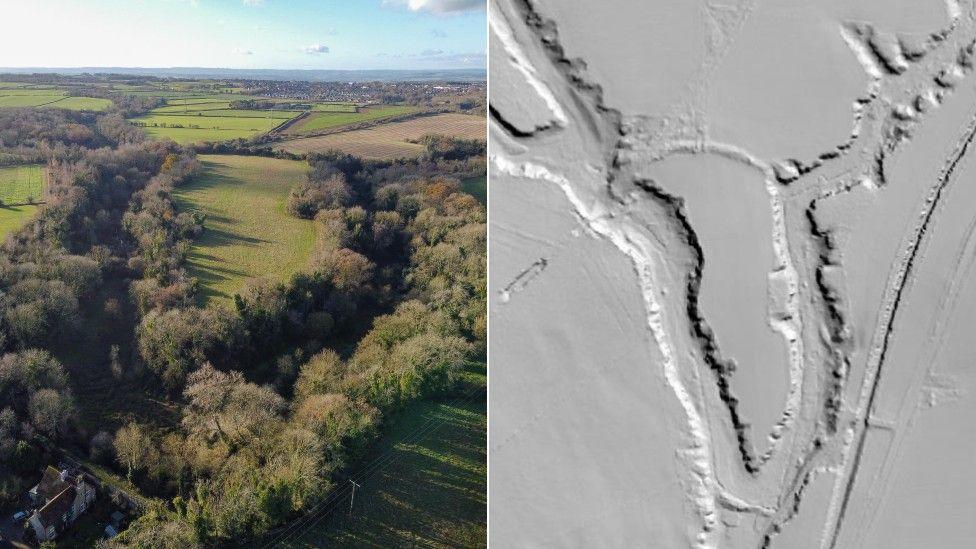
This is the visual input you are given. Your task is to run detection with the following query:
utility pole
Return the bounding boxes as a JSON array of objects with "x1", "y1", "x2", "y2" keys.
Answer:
[{"x1": 348, "y1": 479, "x2": 361, "y2": 516}]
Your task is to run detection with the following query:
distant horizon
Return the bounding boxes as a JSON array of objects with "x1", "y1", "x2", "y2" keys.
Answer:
[{"x1": 0, "y1": 66, "x2": 486, "y2": 83}]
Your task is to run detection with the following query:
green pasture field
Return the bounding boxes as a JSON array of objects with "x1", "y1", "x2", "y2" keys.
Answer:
[
  {"x1": 0, "y1": 205, "x2": 39, "y2": 240},
  {"x1": 0, "y1": 164, "x2": 45, "y2": 239},
  {"x1": 130, "y1": 113, "x2": 289, "y2": 144},
  {"x1": 0, "y1": 164, "x2": 45, "y2": 204},
  {"x1": 137, "y1": 126, "x2": 263, "y2": 143},
  {"x1": 154, "y1": 101, "x2": 232, "y2": 112},
  {"x1": 278, "y1": 364, "x2": 487, "y2": 548},
  {"x1": 131, "y1": 113, "x2": 281, "y2": 130},
  {"x1": 0, "y1": 88, "x2": 66, "y2": 96},
  {"x1": 154, "y1": 108, "x2": 301, "y2": 119},
  {"x1": 287, "y1": 105, "x2": 418, "y2": 134},
  {"x1": 49, "y1": 96, "x2": 113, "y2": 111},
  {"x1": 0, "y1": 89, "x2": 111, "y2": 111},
  {"x1": 123, "y1": 90, "x2": 210, "y2": 97},
  {"x1": 172, "y1": 154, "x2": 316, "y2": 302},
  {"x1": 312, "y1": 103, "x2": 360, "y2": 113},
  {"x1": 0, "y1": 95, "x2": 62, "y2": 108}
]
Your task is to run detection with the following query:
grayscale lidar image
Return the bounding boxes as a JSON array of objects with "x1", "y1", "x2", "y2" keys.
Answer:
[{"x1": 488, "y1": 0, "x2": 976, "y2": 547}]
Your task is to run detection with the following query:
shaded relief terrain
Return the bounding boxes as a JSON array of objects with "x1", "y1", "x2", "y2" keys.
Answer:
[{"x1": 488, "y1": 0, "x2": 976, "y2": 547}]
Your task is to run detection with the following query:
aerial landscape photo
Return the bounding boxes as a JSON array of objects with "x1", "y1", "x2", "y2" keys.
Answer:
[{"x1": 0, "y1": 1, "x2": 486, "y2": 547}]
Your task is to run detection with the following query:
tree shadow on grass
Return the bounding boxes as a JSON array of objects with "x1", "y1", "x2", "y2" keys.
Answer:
[
  {"x1": 289, "y1": 396, "x2": 487, "y2": 549},
  {"x1": 196, "y1": 226, "x2": 270, "y2": 248}
]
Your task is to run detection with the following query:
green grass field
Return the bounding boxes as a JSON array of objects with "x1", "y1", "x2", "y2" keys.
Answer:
[
  {"x1": 288, "y1": 105, "x2": 418, "y2": 134},
  {"x1": 0, "y1": 164, "x2": 45, "y2": 240},
  {"x1": 152, "y1": 108, "x2": 301, "y2": 119},
  {"x1": 137, "y1": 126, "x2": 264, "y2": 143},
  {"x1": 173, "y1": 155, "x2": 316, "y2": 302},
  {"x1": 280, "y1": 366, "x2": 486, "y2": 548},
  {"x1": 0, "y1": 90, "x2": 111, "y2": 111},
  {"x1": 0, "y1": 93, "x2": 66, "y2": 108},
  {"x1": 130, "y1": 113, "x2": 288, "y2": 144},
  {"x1": 461, "y1": 175, "x2": 486, "y2": 205},
  {"x1": 312, "y1": 103, "x2": 360, "y2": 113},
  {"x1": 152, "y1": 101, "x2": 232, "y2": 113},
  {"x1": 46, "y1": 96, "x2": 113, "y2": 111},
  {"x1": 0, "y1": 164, "x2": 44, "y2": 204},
  {"x1": 0, "y1": 204, "x2": 39, "y2": 239},
  {"x1": 0, "y1": 88, "x2": 66, "y2": 96}
]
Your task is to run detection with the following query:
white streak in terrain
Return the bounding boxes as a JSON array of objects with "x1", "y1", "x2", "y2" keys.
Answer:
[
  {"x1": 631, "y1": 134, "x2": 806, "y2": 465},
  {"x1": 823, "y1": 109, "x2": 976, "y2": 549},
  {"x1": 492, "y1": 153, "x2": 731, "y2": 548},
  {"x1": 489, "y1": 3, "x2": 568, "y2": 127},
  {"x1": 762, "y1": 176, "x2": 805, "y2": 464}
]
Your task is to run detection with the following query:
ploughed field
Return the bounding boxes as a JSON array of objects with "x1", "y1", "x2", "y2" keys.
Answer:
[
  {"x1": 172, "y1": 154, "x2": 316, "y2": 302},
  {"x1": 277, "y1": 113, "x2": 487, "y2": 159}
]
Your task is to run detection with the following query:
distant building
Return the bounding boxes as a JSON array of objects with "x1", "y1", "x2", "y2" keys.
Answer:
[{"x1": 27, "y1": 466, "x2": 97, "y2": 542}]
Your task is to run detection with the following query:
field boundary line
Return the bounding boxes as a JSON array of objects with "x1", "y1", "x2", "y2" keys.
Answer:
[{"x1": 276, "y1": 109, "x2": 436, "y2": 140}]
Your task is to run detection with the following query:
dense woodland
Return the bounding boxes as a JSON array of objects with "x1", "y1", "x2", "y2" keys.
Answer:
[{"x1": 0, "y1": 95, "x2": 485, "y2": 546}]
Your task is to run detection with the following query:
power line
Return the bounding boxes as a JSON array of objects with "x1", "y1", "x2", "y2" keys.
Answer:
[
  {"x1": 268, "y1": 386, "x2": 485, "y2": 547},
  {"x1": 261, "y1": 385, "x2": 485, "y2": 548}
]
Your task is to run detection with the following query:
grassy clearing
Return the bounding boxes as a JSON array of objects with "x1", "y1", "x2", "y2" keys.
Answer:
[
  {"x1": 286, "y1": 105, "x2": 418, "y2": 134},
  {"x1": 280, "y1": 366, "x2": 486, "y2": 549},
  {"x1": 0, "y1": 164, "x2": 45, "y2": 239},
  {"x1": 0, "y1": 164, "x2": 44, "y2": 204},
  {"x1": 278, "y1": 113, "x2": 487, "y2": 160},
  {"x1": 173, "y1": 155, "x2": 316, "y2": 302},
  {"x1": 461, "y1": 175, "x2": 486, "y2": 205},
  {"x1": 48, "y1": 96, "x2": 113, "y2": 111},
  {"x1": 0, "y1": 205, "x2": 38, "y2": 239}
]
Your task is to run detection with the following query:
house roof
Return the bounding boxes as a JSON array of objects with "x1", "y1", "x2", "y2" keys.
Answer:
[
  {"x1": 34, "y1": 466, "x2": 67, "y2": 502},
  {"x1": 35, "y1": 486, "x2": 76, "y2": 527}
]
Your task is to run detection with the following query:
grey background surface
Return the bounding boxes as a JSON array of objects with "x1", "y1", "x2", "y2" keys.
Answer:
[{"x1": 489, "y1": 0, "x2": 976, "y2": 547}]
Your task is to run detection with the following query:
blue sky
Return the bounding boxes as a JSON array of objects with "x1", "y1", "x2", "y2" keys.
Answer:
[{"x1": 0, "y1": 0, "x2": 485, "y2": 70}]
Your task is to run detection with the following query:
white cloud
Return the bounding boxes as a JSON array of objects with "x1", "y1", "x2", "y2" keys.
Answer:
[
  {"x1": 384, "y1": 0, "x2": 484, "y2": 14},
  {"x1": 421, "y1": 48, "x2": 444, "y2": 56},
  {"x1": 431, "y1": 29, "x2": 448, "y2": 38},
  {"x1": 301, "y1": 44, "x2": 330, "y2": 54},
  {"x1": 242, "y1": 0, "x2": 264, "y2": 6},
  {"x1": 233, "y1": 48, "x2": 254, "y2": 55}
]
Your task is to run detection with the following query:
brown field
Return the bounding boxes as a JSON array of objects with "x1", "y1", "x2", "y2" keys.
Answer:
[{"x1": 276, "y1": 113, "x2": 486, "y2": 159}]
